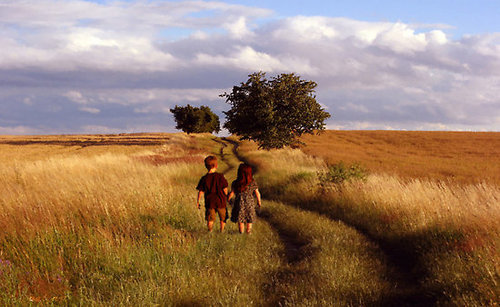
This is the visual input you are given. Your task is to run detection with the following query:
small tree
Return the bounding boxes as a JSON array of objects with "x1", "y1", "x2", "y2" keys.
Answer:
[
  {"x1": 170, "y1": 104, "x2": 220, "y2": 134},
  {"x1": 221, "y1": 72, "x2": 331, "y2": 149}
]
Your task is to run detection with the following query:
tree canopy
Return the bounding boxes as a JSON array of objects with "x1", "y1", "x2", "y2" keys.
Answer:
[
  {"x1": 170, "y1": 104, "x2": 220, "y2": 134},
  {"x1": 221, "y1": 72, "x2": 331, "y2": 149}
]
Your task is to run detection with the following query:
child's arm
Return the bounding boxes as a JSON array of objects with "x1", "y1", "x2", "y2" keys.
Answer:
[
  {"x1": 255, "y1": 189, "x2": 262, "y2": 207},
  {"x1": 197, "y1": 191, "x2": 204, "y2": 209},
  {"x1": 227, "y1": 190, "x2": 234, "y2": 201}
]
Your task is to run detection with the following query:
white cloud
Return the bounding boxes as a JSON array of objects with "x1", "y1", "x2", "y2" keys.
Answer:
[
  {"x1": 196, "y1": 46, "x2": 283, "y2": 71},
  {"x1": 373, "y1": 22, "x2": 427, "y2": 54},
  {"x1": 224, "y1": 16, "x2": 253, "y2": 39},
  {"x1": 195, "y1": 45, "x2": 316, "y2": 74},
  {"x1": 79, "y1": 107, "x2": 101, "y2": 114},
  {"x1": 66, "y1": 28, "x2": 121, "y2": 52},
  {"x1": 64, "y1": 91, "x2": 89, "y2": 104}
]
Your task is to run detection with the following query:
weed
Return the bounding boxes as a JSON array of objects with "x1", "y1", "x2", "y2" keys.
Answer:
[{"x1": 318, "y1": 161, "x2": 367, "y2": 185}]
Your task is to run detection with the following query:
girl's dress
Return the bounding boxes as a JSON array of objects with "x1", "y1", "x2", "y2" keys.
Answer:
[{"x1": 231, "y1": 180, "x2": 259, "y2": 223}]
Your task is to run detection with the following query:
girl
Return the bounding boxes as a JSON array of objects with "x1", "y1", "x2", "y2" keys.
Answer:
[{"x1": 228, "y1": 163, "x2": 262, "y2": 234}]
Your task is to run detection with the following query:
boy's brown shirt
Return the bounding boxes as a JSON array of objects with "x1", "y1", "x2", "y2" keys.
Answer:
[{"x1": 196, "y1": 172, "x2": 228, "y2": 209}]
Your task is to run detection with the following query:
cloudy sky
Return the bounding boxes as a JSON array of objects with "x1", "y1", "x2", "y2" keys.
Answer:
[{"x1": 1, "y1": 0, "x2": 499, "y2": 134}]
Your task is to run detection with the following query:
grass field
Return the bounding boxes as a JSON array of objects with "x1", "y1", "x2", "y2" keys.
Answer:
[
  {"x1": 0, "y1": 131, "x2": 498, "y2": 305},
  {"x1": 239, "y1": 133, "x2": 499, "y2": 306},
  {"x1": 300, "y1": 130, "x2": 500, "y2": 184},
  {"x1": 0, "y1": 134, "x2": 285, "y2": 305}
]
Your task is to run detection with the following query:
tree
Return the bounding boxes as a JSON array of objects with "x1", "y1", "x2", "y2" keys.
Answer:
[
  {"x1": 221, "y1": 72, "x2": 331, "y2": 149},
  {"x1": 170, "y1": 104, "x2": 220, "y2": 134}
]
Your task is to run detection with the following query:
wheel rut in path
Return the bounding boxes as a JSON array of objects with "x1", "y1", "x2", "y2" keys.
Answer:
[
  {"x1": 212, "y1": 138, "x2": 236, "y2": 174},
  {"x1": 220, "y1": 138, "x2": 439, "y2": 306},
  {"x1": 218, "y1": 138, "x2": 312, "y2": 262},
  {"x1": 216, "y1": 138, "x2": 320, "y2": 306}
]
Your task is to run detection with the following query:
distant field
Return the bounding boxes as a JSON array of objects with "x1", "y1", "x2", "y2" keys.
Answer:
[{"x1": 300, "y1": 130, "x2": 500, "y2": 184}]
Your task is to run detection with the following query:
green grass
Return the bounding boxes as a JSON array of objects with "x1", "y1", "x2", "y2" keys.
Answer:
[{"x1": 260, "y1": 201, "x2": 393, "y2": 306}]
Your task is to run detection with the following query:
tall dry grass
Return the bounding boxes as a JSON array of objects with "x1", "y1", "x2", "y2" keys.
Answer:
[
  {"x1": 330, "y1": 174, "x2": 500, "y2": 236},
  {"x1": 238, "y1": 140, "x2": 500, "y2": 305},
  {"x1": 0, "y1": 134, "x2": 282, "y2": 305},
  {"x1": 0, "y1": 135, "x2": 204, "y2": 237}
]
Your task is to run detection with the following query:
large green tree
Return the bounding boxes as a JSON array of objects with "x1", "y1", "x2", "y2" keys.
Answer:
[
  {"x1": 221, "y1": 72, "x2": 331, "y2": 149},
  {"x1": 170, "y1": 104, "x2": 220, "y2": 134}
]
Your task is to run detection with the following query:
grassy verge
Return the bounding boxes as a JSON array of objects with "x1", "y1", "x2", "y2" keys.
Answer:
[{"x1": 239, "y1": 140, "x2": 500, "y2": 306}]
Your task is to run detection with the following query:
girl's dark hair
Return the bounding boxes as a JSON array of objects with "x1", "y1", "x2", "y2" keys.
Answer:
[{"x1": 233, "y1": 163, "x2": 253, "y2": 192}]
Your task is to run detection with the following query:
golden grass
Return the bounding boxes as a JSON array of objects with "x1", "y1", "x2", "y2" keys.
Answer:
[
  {"x1": 335, "y1": 175, "x2": 500, "y2": 236},
  {"x1": 240, "y1": 141, "x2": 499, "y2": 239},
  {"x1": 2, "y1": 131, "x2": 498, "y2": 304},
  {"x1": 0, "y1": 133, "x2": 284, "y2": 305},
  {"x1": 238, "y1": 140, "x2": 500, "y2": 305},
  {"x1": 300, "y1": 130, "x2": 500, "y2": 185}
]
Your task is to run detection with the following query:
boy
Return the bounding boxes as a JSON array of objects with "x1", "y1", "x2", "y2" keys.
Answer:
[{"x1": 196, "y1": 155, "x2": 228, "y2": 232}]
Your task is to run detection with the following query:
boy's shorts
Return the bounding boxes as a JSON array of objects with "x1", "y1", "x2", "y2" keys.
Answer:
[{"x1": 205, "y1": 207, "x2": 228, "y2": 222}]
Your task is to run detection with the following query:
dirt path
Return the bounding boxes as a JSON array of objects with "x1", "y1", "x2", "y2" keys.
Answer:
[
  {"x1": 218, "y1": 137, "x2": 437, "y2": 306},
  {"x1": 216, "y1": 138, "x2": 312, "y2": 263},
  {"x1": 214, "y1": 138, "x2": 318, "y2": 305}
]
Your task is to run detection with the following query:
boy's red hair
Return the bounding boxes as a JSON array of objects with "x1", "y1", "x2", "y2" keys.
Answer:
[{"x1": 204, "y1": 156, "x2": 218, "y2": 170}]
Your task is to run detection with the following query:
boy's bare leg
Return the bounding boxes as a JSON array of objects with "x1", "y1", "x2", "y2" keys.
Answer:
[
  {"x1": 238, "y1": 222, "x2": 244, "y2": 233},
  {"x1": 207, "y1": 221, "x2": 214, "y2": 232},
  {"x1": 246, "y1": 223, "x2": 252, "y2": 234},
  {"x1": 220, "y1": 221, "x2": 226, "y2": 232}
]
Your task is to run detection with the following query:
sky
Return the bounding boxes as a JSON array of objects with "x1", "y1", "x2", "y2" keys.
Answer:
[{"x1": 1, "y1": 0, "x2": 499, "y2": 135}]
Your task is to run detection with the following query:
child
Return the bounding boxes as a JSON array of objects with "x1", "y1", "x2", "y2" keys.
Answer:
[
  {"x1": 228, "y1": 163, "x2": 262, "y2": 234},
  {"x1": 196, "y1": 155, "x2": 229, "y2": 232}
]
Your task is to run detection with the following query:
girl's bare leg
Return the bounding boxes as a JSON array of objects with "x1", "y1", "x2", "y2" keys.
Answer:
[
  {"x1": 207, "y1": 221, "x2": 214, "y2": 232},
  {"x1": 220, "y1": 221, "x2": 226, "y2": 232},
  {"x1": 238, "y1": 222, "x2": 244, "y2": 233},
  {"x1": 246, "y1": 223, "x2": 252, "y2": 234}
]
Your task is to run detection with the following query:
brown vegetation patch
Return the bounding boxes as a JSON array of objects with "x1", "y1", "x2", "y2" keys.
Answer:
[
  {"x1": 0, "y1": 138, "x2": 169, "y2": 147},
  {"x1": 19, "y1": 274, "x2": 69, "y2": 303},
  {"x1": 134, "y1": 154, "x2": 203, "y2": 166},
  {"x1": 451, "y1": 235, "x2": 487, "y2": 253},
  {"x1": 158, "y1": 148, "x2": 204, "y2": 156},
  {"x1": 0, "y1": 133, "x2": 173, "y2": 147},
  {"x1": 379, "y1": 212, "x2": 400, "y2": 224}
]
